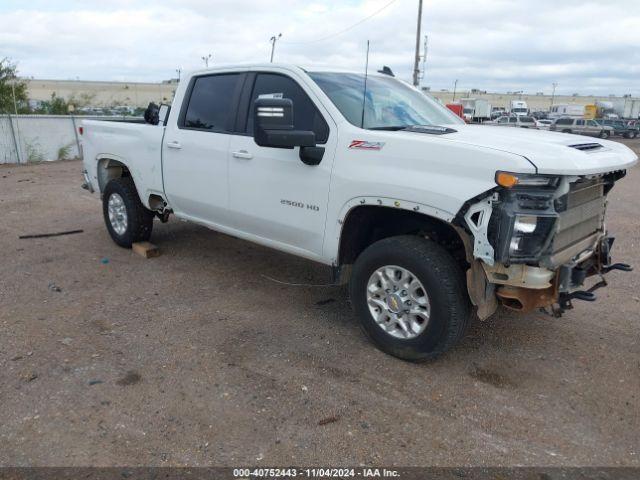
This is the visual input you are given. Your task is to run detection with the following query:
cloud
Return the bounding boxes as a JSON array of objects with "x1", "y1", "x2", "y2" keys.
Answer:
[{"x1": 0, "y1": 0, "x2": 638, "y2": 95}]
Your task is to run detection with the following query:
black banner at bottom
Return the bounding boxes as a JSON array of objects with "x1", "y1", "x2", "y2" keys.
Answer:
[{"x1": 0, "y1": 467, "x2": 639, "y2": 480}]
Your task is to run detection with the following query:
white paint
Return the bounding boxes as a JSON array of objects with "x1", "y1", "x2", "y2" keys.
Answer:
[{"x1": 81, "y1": 64, "x2": 638, "y2": 266}]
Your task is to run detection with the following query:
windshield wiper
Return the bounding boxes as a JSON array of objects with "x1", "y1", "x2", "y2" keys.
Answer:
[
  {"x1": 367, "y1": 125, "x2": 412, "y2": 131},
  {"x1": 367, "y1": 125, "x2": 458, "y2": 135}
]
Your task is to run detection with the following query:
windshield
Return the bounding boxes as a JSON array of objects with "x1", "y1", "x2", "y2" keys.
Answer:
[{"x1": 308, "y1": 72, "x2": 464, "y2": 129}]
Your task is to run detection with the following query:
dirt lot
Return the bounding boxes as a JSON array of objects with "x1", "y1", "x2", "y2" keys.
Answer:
[{"x1": 1, "y1": 139, "x2": 639, "y2": 467}]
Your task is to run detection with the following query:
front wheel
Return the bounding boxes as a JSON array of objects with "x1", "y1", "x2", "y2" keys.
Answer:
[
  {"x1": 103, "y1": 177, "x2": 154, "y2": 248},
  {"x1": 349, "y1": 236, "x2": 471, "y2": 361},
  {"x1": 599, "y1": 130, "x2": 610, "y2": 138}
]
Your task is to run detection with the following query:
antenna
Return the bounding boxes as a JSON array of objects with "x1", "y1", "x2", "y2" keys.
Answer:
[{"x1": 361, "y1": 40, "x2": 370, "y2": 129}]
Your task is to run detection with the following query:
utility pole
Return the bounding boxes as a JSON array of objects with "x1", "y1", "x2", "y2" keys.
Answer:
[
  {"x1": 419, "y1": 35, "x2": 428, "y2": 84},
  {"x1": 270, "y1": 33, "x2": 282, "y2": 63},
  {"x1": 201, "y1": 54, "x2": 212, "y2": 68},
  {"x1": 551, "y1": 82, "x2": 558, "y2": 107},
  {"x1": 412, "y1": 0, "x2": 423, "y2": 87},
  {"x1": 452, "y1": 79, "x2": 458, "y2": 102}
]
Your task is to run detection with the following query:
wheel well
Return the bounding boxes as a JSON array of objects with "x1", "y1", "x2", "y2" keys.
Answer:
[
  {"x1": 338, "y1": 206, "x2": 469, "y2": 270},
  {"x1": 97, "y1": 158, "x2": 130, "y2": 193}
]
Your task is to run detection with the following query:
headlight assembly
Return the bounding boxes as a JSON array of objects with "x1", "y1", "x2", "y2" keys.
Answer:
[
  {"x1": 490, "y1": 175, "x2": 561, "y2": 264},
  {"x1": 507, "y1": 215, "x2": 556, "y2": 260}
]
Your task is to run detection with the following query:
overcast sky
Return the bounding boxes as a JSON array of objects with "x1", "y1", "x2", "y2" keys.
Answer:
[{"x1": 1, "y1": 0, "x2": 639, "y2": 95}]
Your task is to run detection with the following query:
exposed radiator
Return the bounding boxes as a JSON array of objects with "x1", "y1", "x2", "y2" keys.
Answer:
[{"x1": 551, "y1": 178, "x2": 605, "y2": 262}]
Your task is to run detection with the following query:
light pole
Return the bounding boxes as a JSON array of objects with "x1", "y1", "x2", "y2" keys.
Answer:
[
  {"x1": 270, "y1": 33, "x2": 282, "y2": 63},
  {"x1": 176, "y1": 68, "x2": 181, "y2": 81},
  {"x1": 201, "y1": 54, "x2": 212, "y2": 68},
  {"x1": 412, "y1": 0, "x2": 423, "y2": 87},
  {"x1": 452, "y1": 79, "x2": 458, "y2": 102},
  {"x1": 551, "y1": 82, "x2": 557, "y2": 107},
  {"x1": 419, "y1": 35, "x2": 428, "y2": 84}
]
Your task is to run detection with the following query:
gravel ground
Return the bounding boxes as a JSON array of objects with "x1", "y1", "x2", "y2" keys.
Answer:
[{"x1": 0, "y1": 139, "x2": 639, "y2": 467}]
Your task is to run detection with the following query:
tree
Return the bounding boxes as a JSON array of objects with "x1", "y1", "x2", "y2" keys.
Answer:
[
  {"x1": 33, "y1": 93, "x2": 71, "y2": 115},
  {"x1": 0, "y1": 58, "x2": 29, "y2": 114}
]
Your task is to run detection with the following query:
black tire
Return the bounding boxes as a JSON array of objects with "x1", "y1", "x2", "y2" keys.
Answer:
[
  {"x1": 562, "y1": 129, "x2": 572, "y2": 134},
  {"x1": 102, "y1": 177, "x2": 154, "y2": 248},
  {"x1": 349, "y1": 236, "x2": 471, "y2": 362},
  {"x1": 599, "y1": 130, "x2": 610, "y2": 138}
]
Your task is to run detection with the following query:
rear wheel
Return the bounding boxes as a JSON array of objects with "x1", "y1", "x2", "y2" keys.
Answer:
[
  {"x1": 349, "y1": 236, "x2": 471, "y2": 361},
  {"x1": 562, "y1": 129, "x2": 572, "y2": 133},
  {"x1": 600, "y1": 130, "x2": 610, "y2": 138},
  {"x1": 103, "y1": 177, "x2": 154, "y2": 248}
]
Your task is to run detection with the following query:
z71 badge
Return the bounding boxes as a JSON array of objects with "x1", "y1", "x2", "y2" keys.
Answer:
[{"x1": 348, "y1": 140, "x2": 385, "y2": 151}]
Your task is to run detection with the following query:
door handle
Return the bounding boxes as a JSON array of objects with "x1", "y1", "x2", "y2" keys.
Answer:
[
  {"x1": 167, "y1": 141, "x2": 182, "y2": 149},
  {"x1": 232, "y1": 150, "x2": 253, "y2": 159}
]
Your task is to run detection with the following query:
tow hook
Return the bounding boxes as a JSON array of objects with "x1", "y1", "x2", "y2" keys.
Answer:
[
  {"x1": 557, "y1": 262, "x2": 633, "y2": 313},
  {"x1": 558, "y1": 290, "x2": 597, "y2": 312},
  {"x1": 601, "y1": 263, "x2": 633, "y2": 274}
]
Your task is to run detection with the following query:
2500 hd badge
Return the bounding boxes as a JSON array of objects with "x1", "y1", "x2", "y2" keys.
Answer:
[{"x1": 281, "y1": 199, "x2": 320, "y2": 212}]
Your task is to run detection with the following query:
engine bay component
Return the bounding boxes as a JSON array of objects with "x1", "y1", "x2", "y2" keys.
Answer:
[
  {"x1": 464, "y1": 194, "x2": 497, "y2": 266},
  {"x1": 496, "y1": 285, "x2": 557, "y2": 313},
  {"x1": 482, "y1": 263, "x2": 555, "y2": 289}
]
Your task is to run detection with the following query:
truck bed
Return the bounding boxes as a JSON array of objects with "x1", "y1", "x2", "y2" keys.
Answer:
[{"x1": 81, "y1": 119, "x2": 166, "y2": 206}]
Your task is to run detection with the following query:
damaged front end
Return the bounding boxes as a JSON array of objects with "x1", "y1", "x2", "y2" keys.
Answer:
[{"x1": 462, "y1": 170, "x2": 632, "y2": 318}]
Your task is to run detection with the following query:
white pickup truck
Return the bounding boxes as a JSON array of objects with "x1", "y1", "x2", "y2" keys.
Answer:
[{"x1": 80, "y1": 64, "x2": 637, "y2": 361}]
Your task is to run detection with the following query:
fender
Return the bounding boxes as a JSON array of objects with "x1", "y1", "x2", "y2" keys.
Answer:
[
  {"x1": 325, "y1": 195, "x2": 456, "y2": 265},
  {"x1": 95, "y1": 154, "x2": 151, "y2": 209}
]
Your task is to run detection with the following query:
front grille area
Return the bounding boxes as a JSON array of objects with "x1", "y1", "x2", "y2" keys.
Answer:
[{"x1": 551, "y1": 178, "x2": 606, "y2": 259}]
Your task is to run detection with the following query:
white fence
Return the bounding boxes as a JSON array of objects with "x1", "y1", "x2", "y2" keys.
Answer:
[{"x1": 0, "y1": 115, "x2": 138, "y2": 164}]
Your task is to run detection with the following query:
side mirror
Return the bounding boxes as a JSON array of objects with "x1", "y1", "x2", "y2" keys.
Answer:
[{"x1": 253, "y1": 97, "x2": 316, "y2": 149}]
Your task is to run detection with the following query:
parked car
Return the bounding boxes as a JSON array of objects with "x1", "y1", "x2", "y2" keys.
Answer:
[
  {"x1": 490, "y1": 115, "x2": 538, "y2": 128},
  {"x1": 536, "y1": 119, "x2": 553, "y2": 130},
  {"x1": 490, "y1": 107, "x2": 506, "y2": 120},
  {"x1": 596, "y1": 119, "x2": 639, "y2": 139},
  {"x1": 79, "y1": 63, "x2": 637, "y2": 361},
  {"x1": 551, "y1": 117, "x2": 614, "y2": 138}
]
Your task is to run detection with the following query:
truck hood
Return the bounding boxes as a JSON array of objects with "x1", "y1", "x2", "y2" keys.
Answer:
[{"x1": 435, "y1": 124, "x2": 638, "y2": 175}]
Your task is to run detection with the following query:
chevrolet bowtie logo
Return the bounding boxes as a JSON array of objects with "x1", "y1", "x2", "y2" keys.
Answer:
[{"x1": 389, "y1": 297, "x2": 399, "y2": 311}]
